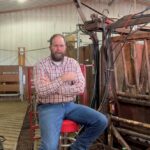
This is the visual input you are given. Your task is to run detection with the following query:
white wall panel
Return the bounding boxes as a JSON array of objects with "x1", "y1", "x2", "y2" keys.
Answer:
[{"x1": 0, "y1": 0, "x2": 148, "y2": 66}]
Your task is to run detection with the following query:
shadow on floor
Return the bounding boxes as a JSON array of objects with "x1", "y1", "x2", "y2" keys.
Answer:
[{"x1": 16, "y1": 106, "x2": 33, "y2": 150}]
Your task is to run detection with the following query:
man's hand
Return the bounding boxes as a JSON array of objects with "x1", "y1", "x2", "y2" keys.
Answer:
[{"x1": 61, "y1": 72, "x2": 76, "y2": 82}]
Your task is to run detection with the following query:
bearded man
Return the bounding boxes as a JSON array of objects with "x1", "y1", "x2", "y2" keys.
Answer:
[{"x1": 33, "y1": 34, "x2": 108, "y2": 150}]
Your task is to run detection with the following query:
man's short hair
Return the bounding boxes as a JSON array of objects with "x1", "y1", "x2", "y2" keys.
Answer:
[{"x1": 48, "y1": 34, "x2": 66, "y2": 46}]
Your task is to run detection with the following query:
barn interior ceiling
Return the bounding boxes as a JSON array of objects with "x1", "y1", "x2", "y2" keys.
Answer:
[
  {"x1": 0, "y1": 0, "x2": 72, "y2": 13},
  {"x1": 0, "y1": 0, "x2": 149, "y2": 14}
]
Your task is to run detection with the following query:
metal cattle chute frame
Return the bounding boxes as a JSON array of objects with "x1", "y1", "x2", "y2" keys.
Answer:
[{"x1": 73, "y1": 0, "x2": 150, "y2": 150}]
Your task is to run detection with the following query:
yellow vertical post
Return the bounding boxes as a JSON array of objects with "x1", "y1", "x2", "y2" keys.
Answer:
[{"x1": 18, "y1": 47, "x2": 25, "y2": 66}]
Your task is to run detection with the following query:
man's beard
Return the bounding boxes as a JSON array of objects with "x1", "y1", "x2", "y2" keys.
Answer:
[{"x1": 51, "y1": 52, "x2": 65, "y2": 62}]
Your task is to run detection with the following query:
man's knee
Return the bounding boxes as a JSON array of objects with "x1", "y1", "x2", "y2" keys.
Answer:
[{"x1": 96, "y1": 113, "x2": 108, "y2": 131}]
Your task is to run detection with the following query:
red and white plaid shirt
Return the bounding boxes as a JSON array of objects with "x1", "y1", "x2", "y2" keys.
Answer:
[{"x1": 33, "y1": 56, "x2": 85, "y2": 104}]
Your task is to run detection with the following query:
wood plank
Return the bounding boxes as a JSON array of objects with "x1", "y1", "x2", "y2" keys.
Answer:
[
  {"x1": 0, "y1": 66, "x2": 19, "y2": 73},
  {"x1": 0, "y1": 84, "x2": 19, "y2": 92},
  {"x1": 0, "y1": 74, "x2": 19, "y2": 82}
]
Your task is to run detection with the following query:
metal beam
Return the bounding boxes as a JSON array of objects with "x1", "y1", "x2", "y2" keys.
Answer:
[
  {"x1": 73, "y1": 0, "x2": 87, "y2": 22},
  {"x1": 109, "y1": 14, "x2": 150, "y2": 30}
]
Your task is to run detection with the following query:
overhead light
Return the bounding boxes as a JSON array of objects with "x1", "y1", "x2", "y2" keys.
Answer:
[{"x1": 18, "y1": 0, "x2": 27, "y2": 3}]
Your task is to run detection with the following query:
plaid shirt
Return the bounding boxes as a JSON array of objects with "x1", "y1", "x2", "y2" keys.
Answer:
[{"x1": 33, "y1": 56, "x2": 85, "y2": 104}]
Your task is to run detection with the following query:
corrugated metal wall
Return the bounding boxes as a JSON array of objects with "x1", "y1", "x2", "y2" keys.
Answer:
[{"x1": 0, "y1": 0, "x2": 147, "y2": 66}]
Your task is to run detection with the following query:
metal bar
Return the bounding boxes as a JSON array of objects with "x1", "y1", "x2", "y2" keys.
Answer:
[
  {"x1": 77, "y1": 25, "x2": 80, "y2": 62},
  {"x1": 80, "y1": 2, "x2": 107, "y2": 18},
  {"x1": 138, "y1": 44, "x2": 147, "y2": 93},
  {"x1": 116, "y1": 127, "x2": 150, "y2": 141},
  {"x1": 109, "y1": 14, "x2": 150, "y2": 30},
  {"x1": 112, "y1": 46, "x2": 119, "y2": 91},
  {"x1": 112, "y1": 33, "x2": 150, "y2": 42},
  {"x1": 132, "y1": 42, "x2": 140, "y2": 91},
  {"x1": 111, "y1": 116, "x2": 150, "y2": 129},
  {"x1": 73, "y1": 0, "x2": 87, "y2": 22},
  {"x1": 111, "y1": 125, "x2": 131, "y2": 150},
  {"x1": 117, "y1": 91, "x2": 150, "y2": 100},
  {"x1": 121, "y1": 45, "x2": 135, "y2": 89},
  {"x1": 117, "y1": 96, "x2": 150, "y2": 107},
  {"x1": 144, "y1": 39, "x2": 150, "y2": 95},
  {"x1": 121, "y1": 46, "x2": 131, "y2": 89},
  {"x1": 108, "y1": 117, "x2": 113, "y2": 147}
]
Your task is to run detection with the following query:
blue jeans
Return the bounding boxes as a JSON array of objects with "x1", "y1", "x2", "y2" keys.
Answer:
[{"x1": 37, "y1": 102, "x2": 108, "y2": 150}]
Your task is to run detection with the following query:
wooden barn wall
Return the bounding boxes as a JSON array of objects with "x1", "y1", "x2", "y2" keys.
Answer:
[
  {"x1": 0, "y1": 66, "x2": 19, "y2": 93},
  {"x1": 0, "y1": 0, "x2": 147, "y2": 66}
]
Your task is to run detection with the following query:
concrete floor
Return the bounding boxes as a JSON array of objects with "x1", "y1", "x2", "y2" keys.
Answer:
[{"x1": 0, "y1": 100, "x2": 27, "y2": 150}]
